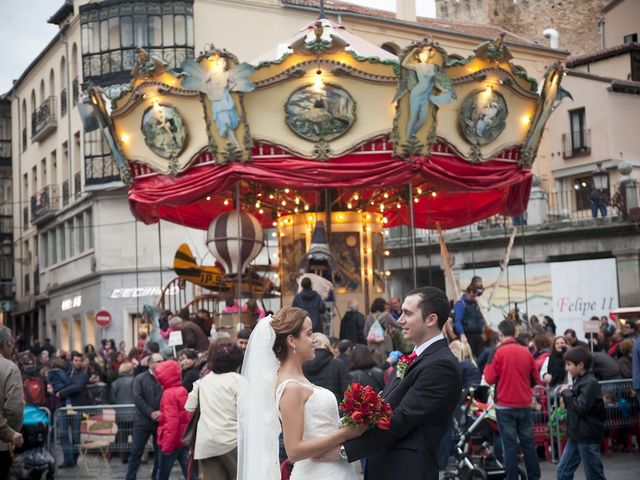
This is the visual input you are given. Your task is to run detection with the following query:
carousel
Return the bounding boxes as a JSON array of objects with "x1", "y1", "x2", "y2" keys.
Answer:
[{"x1": 82, "y1": 17, "x2": 568, "y2": 334}]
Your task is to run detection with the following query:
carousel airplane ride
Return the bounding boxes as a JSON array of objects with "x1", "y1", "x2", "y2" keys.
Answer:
[{"x1": 81, "y1": 16, "x2": 569, "y2": 334}]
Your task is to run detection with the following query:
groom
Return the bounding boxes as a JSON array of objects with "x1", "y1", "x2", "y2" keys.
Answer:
[{"x1": 342, "y1": 287, "x2": 462, "y2": 479}]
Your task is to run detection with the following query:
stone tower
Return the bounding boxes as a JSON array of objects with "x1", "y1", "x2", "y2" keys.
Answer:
[{"x1": 435, "y1": 0, "x2": 610, "y2": 56}]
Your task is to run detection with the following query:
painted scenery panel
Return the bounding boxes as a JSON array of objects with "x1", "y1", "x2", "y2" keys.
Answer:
[
  {"x1": 141, "y1": 103, "x2": 188, "y2": 158},
  {"x1": 280, "y1": 235, "x2": 307, "y2": 295},
  {"x1": 330, "y1": 232, "x2": 361, "y2": 293},
  {"x1": 285, "y1": 84, "x2": 356, "y2": 142}
]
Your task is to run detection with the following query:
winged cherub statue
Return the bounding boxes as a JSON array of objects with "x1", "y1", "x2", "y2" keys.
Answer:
[{"x1": 181, "y1": 54, "x2": 254, "y2": 148}]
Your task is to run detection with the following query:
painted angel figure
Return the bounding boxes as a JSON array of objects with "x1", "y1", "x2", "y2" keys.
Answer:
[
  {"x1": 181, "y1": 55, "x2": 254, "y2": 148},
  {"x1": 395, "y1": 46, "x2": 456, "y2": 139}
]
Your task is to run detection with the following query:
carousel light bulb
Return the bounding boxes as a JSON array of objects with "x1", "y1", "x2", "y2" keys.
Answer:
[
  {"x1": 521, "y1": 115, "x2": 531, "y2": 125},
  {"x1": 284, "y1": 188, "x2": 290, "y2": 194},
  {"x1": 255, "y1": 200, "x2": 261, "y2": 208},
  {"x1": 272, "y1": 221, "x2": 278, "y2": 227},
  {"x1": 417, "y1": 187, "x2": 423, "y2": 195},
  {"x1": 304, "y1": 205, "x2": 309, "y2": 211},
  {"x1": 347, "y1": 202, "x2": 353, "y2": 209},
  {"x1": 281, "y1": 200, "x2": 286, "y2": 206},
  {"x1": 432, "y1": 191, "x2": 437, "y2": 198},
  {"x1": 366, "y1": 214, "x2": 371, "y2": 220},
  {"x1": 269, "y1": 193, "x2": 274, "y2": 200},
  {"x1": 380, "y1": 204, "x2": 385, "y2": 212},
  {"x1": 223, "y1": 199, "x2": 229, "y2": 206},
  {"x1": 353, "y1": 193, "x2": 359, "y2": 201},
  {"x1": 259, "y1": 209, "x2": 264, "y2": 214},
  {"x1": 294, "y1": 207, "x2": 299, "y2": 213},
  {"x1": 383, "y1": 193, "x2": 389, "y2": 199},
  {"x1": 120, "y1": 133, "x2": 130, "y2": 143},
  {"x1": 206, "y1": 196, "x2": 211, "y2": 201},
  {"x1": 385, "y1": 270, "x2": 391, "y2": 277},
  {"x1": 294, "y1": 197, "x2": 300, "y2": 205},
  {"x1": 308, "y1": 215, "x2": 314, "y2": 221},
  {"x1": 271, "y1": 232, "x2": 277, "y2": 237},
  {"x1": 313, "y1": 69, "x2": 324, "y2": 92},
  {"x1": 277, "y1": 212, "x2": 281, "y2": 217},
  {"x1": 396, "y1": 203, "x2": 401, "y2": 209},
  {"x1": 382, "y1": 217, "x2": 389, "y2": 224},
  {"x1": 337, "y1": 214, "x2": 344, "y2": 221},
  {"x1": 384, "y1": 250, "x2": 390, "y2": 256},
  {"x1": 370, "y1": 201, "x2": 375, "y2": 206},
  {"x1": 257, "y1": 193, "x2": 262, "y2": 197},
  {"x1": 414, "y1": 197, "x2": 419, "y2": 203}
]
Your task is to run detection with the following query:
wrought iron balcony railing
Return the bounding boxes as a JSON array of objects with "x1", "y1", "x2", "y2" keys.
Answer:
[
  {"x1": 30, "y1": 184, "x2": 60, "y2": 224},
  {"x1": 562, "y1": 129, "x2": 591, "y2": 159},
  {"x1": 31, "y1": 97, "x2": 57, "y2": 142}
]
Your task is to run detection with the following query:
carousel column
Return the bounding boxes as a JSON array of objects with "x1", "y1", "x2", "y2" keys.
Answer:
[{"x1": 408, "y1": 182, "x2": 417, "y2": 289}]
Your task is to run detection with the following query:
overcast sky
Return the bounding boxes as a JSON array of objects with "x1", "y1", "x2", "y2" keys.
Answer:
[{"x1": 0, "y1": 0, "x2": 436, "y2": 95}]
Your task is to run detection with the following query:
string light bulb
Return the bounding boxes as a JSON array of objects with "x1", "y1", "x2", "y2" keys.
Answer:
[
  {"x1": 223, "y1": 199, "x2": 229, "y2": 206},
  {"x1": 353, "y1": 193, "x2": 359, "y2": 201},
  {"x1": 347, "y1": 202, "x2": 352, "y2": 209},
  {"x1": 383, "y1": 193, "x2": 389, "y2": 199},
  {"x1": 304, "y1": 205, "x2": 309, "y2": 211},
  {"x1": 417, "y1": 187, "x2": 423, "y2": 195},
  {"x1": 206, "y1": 196, "x2": 211, "y2": 201},
  {"x1": 432, "y1": 191, "x2": 437, "y2": 198}
]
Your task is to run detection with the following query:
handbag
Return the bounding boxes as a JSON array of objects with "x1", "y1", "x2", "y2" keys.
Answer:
[{"x1": 182, "y1": 383, "x2": 201, "y2": 448}]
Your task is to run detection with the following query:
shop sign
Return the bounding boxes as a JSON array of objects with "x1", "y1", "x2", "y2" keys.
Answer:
[
  {"x1": 109, "y1": 286, "x2": 179, "y2": 299},
  {"x1": 61, "y1": 295, "x2": 82, "y2": 311}
]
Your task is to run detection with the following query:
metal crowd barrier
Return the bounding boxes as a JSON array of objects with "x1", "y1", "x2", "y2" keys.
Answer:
[
  {"x1": 52, "y1": 404, "x2": 152, "y2": 470},
  {"x1": 547, "y1": 378, "x2": 639, "y2": 462}
]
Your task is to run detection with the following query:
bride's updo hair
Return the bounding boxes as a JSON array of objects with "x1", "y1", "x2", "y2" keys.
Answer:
[{"x1": 271, "y1": 307, "x2": 308, "y2": 361}]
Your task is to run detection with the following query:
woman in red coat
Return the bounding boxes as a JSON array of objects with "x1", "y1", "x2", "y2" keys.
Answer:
[{"x1": 155, "y1": 360, "x2": 193, "y2": 480}]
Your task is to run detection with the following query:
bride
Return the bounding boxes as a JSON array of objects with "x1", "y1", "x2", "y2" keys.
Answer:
[{"x1": 237, "y1": 307, "x2": 366, "y2": 479}]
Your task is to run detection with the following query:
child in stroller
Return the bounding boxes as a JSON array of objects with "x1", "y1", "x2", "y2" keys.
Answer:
[
  {"x1": 8, "y1": 405, "x2": 55, "y2": 480},
  {"x1": 444, "y1": 385, "x2": 526, "y2": 480}
]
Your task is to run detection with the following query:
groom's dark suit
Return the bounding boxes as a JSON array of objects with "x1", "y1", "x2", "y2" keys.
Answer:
[{"x1": 344, "y1": 337, "x2": 462, "y2": 480}]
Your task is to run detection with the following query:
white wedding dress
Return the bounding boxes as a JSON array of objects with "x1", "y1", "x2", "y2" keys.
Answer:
[{"x1": 276, "y1": 379, "x2": 357, "y2": 480}]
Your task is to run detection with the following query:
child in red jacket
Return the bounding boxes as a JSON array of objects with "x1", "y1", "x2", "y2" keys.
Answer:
[{"x1": 155, "y1": 360, "x2": 193, "y2": 480}]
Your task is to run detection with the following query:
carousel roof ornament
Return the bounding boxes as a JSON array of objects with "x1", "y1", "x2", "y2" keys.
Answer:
[{"x1": 85, "y1": 19, "x2": 569, "y2": 231}]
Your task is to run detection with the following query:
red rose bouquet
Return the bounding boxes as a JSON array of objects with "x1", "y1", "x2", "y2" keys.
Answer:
[{"x1": 340, "y1": 383, "x2": 393, "y2": 430}]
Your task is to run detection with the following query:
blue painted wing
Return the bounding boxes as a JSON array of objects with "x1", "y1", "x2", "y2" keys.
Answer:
[
  {"x1": 180, "y1": 59, "x2": 209, "y2": 93},
  {"x1": 228, "y1": 62, "x2": 255, "y2": 93}
]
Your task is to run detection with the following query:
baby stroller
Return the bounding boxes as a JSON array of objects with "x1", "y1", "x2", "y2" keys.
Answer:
[
  {"x1": 8, "y1": 405, "x2": 55, "y2": 480},
  {"x1": 444, "y1": 386, "x2": 526, "y2": 480}
]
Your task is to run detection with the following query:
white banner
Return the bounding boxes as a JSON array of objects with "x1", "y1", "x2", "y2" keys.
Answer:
[{"x1": 550, "y1": 258, "x2": 619, "y2": 340}]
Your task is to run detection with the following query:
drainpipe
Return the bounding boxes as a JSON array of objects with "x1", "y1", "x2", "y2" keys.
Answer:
[
  {"x1": 543, "y1": 28, "x2": 559, "y2": 49},
  {"x1": 15, "y1": 93, "x2": 23, "y2": 319},
  {"x1": 60, "y1": 22, "x2": 74, "y2": 197}
]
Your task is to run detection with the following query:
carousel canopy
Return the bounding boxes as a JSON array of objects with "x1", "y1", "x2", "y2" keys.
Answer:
[{"x1": 87, "y1": 19, "x2": 568, "y2": 230}]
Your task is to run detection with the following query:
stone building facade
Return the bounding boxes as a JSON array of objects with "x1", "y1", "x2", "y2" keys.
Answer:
[{"x1": 435, "y1": 0, "x2": 611, "y2": 55}]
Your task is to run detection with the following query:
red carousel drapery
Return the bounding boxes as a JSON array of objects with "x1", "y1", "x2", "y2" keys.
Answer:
[{"x1": 128, "y1": 141, "x2": 532, "y2": 230}]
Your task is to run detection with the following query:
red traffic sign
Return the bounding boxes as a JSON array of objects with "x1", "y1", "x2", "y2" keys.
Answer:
[{"x1": 95, "y1": 310, "x2": 112, "y2": 328}]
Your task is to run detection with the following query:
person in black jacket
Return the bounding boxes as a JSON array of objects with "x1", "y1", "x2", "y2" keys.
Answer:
[
  {"x1": 292, "y1": 277, "x2": 326, "y2": 332},
  {"x1": 57, "y1": 351, "x2": 90, "y2": 468},
  {"x1": 344, "y1": 287, "x2": 462, "y2": 480},
  {"x1": 126, "y1": 353, "x2": 164, "y2": 480},
  {"x1": 302, "y1": 333, "x2": 348, "y2": 404},
  {"x1": 348, "y1": 344, "x2": 384, "y2": 392},
  {"x1": 109, "y1": 362, "x2": 135, "y2": 463},
  {"x1": 558, "y1": 348, "x2": 606, "y2": 480},
  {"x1": 339, "y1": 300, "x2": 366, "y2": 345},
  {"x1": 179, "y1": 348, "x2": 200, "y2": 392}
]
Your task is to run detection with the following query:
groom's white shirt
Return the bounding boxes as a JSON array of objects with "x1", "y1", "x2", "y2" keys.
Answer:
[{"x1": 414, "y1": 333, "x2": 445, "y2": 357}]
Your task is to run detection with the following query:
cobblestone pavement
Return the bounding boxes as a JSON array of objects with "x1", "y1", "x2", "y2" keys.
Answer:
[{"x1": 50, "y1": 448, "x2": 639, "y2": 479}]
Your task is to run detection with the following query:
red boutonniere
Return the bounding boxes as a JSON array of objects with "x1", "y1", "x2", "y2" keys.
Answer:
[{"x1": 396, "y1": 352, "x2": 418, "y2": 379}]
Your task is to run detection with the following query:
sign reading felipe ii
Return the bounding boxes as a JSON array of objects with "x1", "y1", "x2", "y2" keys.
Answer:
[{"x1": 95, "y1": 310, "x2": 112, "y2": 328}]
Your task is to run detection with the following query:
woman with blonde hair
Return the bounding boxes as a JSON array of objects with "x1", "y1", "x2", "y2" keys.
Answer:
[
  {"x1": 449, "y1": 340, "x2": 481, "y2": 388},
  {"x1": 237, "y1": 307, "x2": 366, "y2": 480}
]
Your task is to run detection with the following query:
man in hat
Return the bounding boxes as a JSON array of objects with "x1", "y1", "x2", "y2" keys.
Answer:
[{"x1": 0, "y1": 326, "x2": 24, "y2": 471}]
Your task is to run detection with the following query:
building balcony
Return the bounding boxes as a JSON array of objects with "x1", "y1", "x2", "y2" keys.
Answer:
[
  {"x1": 30, "y1": 184, "x2": 60, "y2": 225},
  {"x1": 31, "y1": 97, "x2": 57, "y2": 142},
  {"x1": 562, "y1": 129, "x2": 591, "y2": 159}
]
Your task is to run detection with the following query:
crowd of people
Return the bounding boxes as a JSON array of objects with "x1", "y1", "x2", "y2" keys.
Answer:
[{"x1": 0, "y1": 279, "x2": 638, "y2": 480}]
